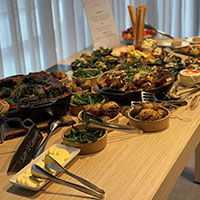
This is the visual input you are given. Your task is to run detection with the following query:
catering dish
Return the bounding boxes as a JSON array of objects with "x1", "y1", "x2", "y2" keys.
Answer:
[
  {"x1": 49, "y1": 70, "x2": 68, "y2": 84},
  {"x1": 78, "y1": 100, "x2": 120, "y2": 123},
  {"x1": 72, "y1": 68, "x2": 101, "y2": 86},
  {"x1": 9, "y1": 144, "x2": 80, "y2": 191},
  {"x1": 97, "y1": 67, "x2": 174, "y2": 103},
  {"x1": 78, "y1": 110, "x2": 120, "y2": 124},
  {"x1": 179, "y1": 68, "x2": 200, "y2": 86},
  {"x1": 70, "y1": 92, "x2": 104, "y2": 115},
  {"x1": 157, "y1": 40, "x2": 189, "y2": 49},
  {"x1": 185, "y1": 37, "x2": 200, "y2": 44},
  {"x1": 66, "y1": 79, "x2": 92, "y2": 94},
  {"x1": 62, "y1": 123, "x2": 107, "y2": 155},
  {"x1": 70, "y1": 47, "x2": 113, "y2": 71},
  {"x1": 175, "y1": 44, "x2": 200, "y2": 57},
  {"x1": 122, "y1": 27, "x2": 157, "y2": 44},
  {"x1": 128, "y1": 103, "x2": 170, "y2": 132},
  {"x1": 1, "y1": 71, "x2": 72, "y2": 124},
  {"x1": 184, "y1": 57, "x2": 200, "y2": 67}
]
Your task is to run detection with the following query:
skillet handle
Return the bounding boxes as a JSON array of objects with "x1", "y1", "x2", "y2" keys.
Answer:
[{"x1": 100, "y1": 88, "x2": 130, "y2": 96}]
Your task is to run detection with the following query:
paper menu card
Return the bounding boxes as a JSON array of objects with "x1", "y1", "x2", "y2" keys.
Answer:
[{"x1": 83, "y1": 0, "x2": 120, "y2": 49}]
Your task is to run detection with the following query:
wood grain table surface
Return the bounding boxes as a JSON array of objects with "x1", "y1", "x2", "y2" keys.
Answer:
[{"x1": 1, "y1": 41, "x2": 200, "y2": 200}]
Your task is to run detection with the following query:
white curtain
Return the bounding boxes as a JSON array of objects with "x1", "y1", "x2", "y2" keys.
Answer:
[{"x1": 0, "y1": 0, "x2": 200, "y2": 79}]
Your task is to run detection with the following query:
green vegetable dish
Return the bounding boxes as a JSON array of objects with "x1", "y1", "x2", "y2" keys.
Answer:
[
  {"x1": 70, "y1": 92, "x2": 103, "y2": 106},
  {"x1": 63, "y1": 126, "x2": 105, "y2": 143},
  {"x1": 73, "y1": 68, "x2": 100, "y2": 78}
]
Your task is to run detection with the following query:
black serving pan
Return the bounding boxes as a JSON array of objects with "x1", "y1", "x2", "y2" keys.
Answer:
[
  {"x1": 0, "y1": 72, "x2": 72, "y2": 126},
  {"x1": 5, "y1": 90, "x2": 72, "y2": 126},
  {"x1": 97, "y1": 70, "x2": 175, "y2": 104}
]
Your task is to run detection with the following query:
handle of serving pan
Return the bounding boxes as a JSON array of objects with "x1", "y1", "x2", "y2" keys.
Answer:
[
  {"x1": 0, "y1": 115, "x2": 34, "y2": 129},
  {"x1": 100, "y1": 88, "x2": 131, "y2": 96}
]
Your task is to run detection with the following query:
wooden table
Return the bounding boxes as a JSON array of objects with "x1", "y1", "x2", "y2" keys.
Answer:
[{"x1": 1, "y1": 46, "x2": 200, "y2": 200}]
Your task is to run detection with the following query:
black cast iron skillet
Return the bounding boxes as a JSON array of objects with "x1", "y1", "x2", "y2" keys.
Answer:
[{"x1": 97, "y1": 70, "x2": 175, "y2": 104}]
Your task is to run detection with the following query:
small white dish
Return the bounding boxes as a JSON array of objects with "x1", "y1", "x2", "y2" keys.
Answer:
[
  {"x1": 9, "y1": 144, "x2": 80, "y2": 191},
  {"x1": 185, "y1": 37, "x2": 200, "y2": 44},
  {"x1": 158, "y1": 40, "x2": 189, "y2": 49},
  {"x1": 179, "y1": 69, "x2": 200, "y2": 86}
]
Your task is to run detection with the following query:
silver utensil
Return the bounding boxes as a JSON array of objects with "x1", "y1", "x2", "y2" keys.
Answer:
[
  {"x1": 45, "y1": 154, "x2": 105, "y2": 195},
  {"x1": 190, "y1": 94, "x2": 200, "y2": 110},
  {"x1": 144, "y1": 23, "x2": 174, "y2": 39},
  {"x1": 140, "y1": 91, "x2": 188, "y2": 108},
  {"x1": 31, "y1": 164, "x2": 105, "y2": 199},
  {"x1": 82, "y1": 112, "x2": 143, "y2": 134},
  {"x1": 141, "y1": 91, "x2": 186, "y2": 104},
  {"x1": 33, "y1": 118, "x2": 63, "y2": 158}
]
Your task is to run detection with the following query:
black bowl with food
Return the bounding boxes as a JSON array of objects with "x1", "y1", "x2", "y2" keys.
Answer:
[
  {"x1": 97, "y1": 67, "x2": 175, "y2": 104},
  {"x1": 1, "y1": 71, "x2": 72, "y2": 125}
]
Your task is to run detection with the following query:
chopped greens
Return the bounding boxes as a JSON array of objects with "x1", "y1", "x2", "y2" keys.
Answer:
[
  {"x1": 70, "y1": 92, "x2": 103, "y2": 106},
  {"x1": 63, "y1": 126, "x2": 105, "y2": 143},
  {"x1": 73, "y1": 68, "x2": 100, "y2": 78}
]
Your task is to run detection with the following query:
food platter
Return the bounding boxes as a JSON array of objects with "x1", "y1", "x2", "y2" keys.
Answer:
[
  {"x1": 0, "y1": 71, "x2": 72, "y2": 125},
  {"x1": 185, "y1": 36, "x2": 200, "y2": 44},
  {"x1": 9, "y1": 144, "x2": 80, "y2": 191},
  {"x1": 157, "y1": 40, "x2": 190, "y2": 49}
]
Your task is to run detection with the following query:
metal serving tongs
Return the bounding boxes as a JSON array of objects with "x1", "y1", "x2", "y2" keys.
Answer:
[
  {"x1": 144, "y1": 22, "x2": 174, "y2": 39},
  {"x1": 44, "y1": 154, "x2": 105, "y2": 195},
  {"x1": 82, "y1": 112, "x2": 143, "y2": 134},
  {"x1": 31, "y1": 163, "x2": 105, "y2": 199}
]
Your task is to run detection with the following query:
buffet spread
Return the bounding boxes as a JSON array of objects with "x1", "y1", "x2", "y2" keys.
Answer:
[{"x1": 1, "y1": 4, "x2": 200, "y2": 200}]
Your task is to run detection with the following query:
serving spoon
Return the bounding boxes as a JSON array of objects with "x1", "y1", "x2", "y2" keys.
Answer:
[
  {"x1": 33, "y1": 118, "x2": 63, "y2": 158},
  {"x1": 82, "y1": 112, "x2": 143, "y2": 134}
]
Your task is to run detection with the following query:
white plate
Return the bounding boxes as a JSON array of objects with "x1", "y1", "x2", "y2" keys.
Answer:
[
  {"x1": 185, "y1": 37, "x2": 200, "y2": 44},
  {"x1": 157, "y1": 40, "x2": 190, "y2": 49},
  {"x1": 9, "y1": 144, "x2": 80, "y2": 191}
]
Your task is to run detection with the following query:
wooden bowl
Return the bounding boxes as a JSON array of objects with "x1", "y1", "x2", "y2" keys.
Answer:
[
  {"x1": 69, "y1": 92, "x2": 104, "y2": 116},
  {"x1": 128, "y1": 106, "x2": 170, "y2": 132},
  {"x1": 62, "y1": 123, "x2": 107, "y2": 155},
  {"x1": 78, "y1": 110, "x2": 120, "y2": 123},
  {"x1": 59, "y1": 74, "x2": 68, "y2": 84},
  {"x1": 72, "y1": 69, "x2": 101, "y2": 86},
  {"x1": 70, "y1": 103, "x2": 85, "y2": 116}
]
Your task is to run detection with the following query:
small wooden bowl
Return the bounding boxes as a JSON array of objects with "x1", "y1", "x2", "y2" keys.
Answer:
[
  {"x1": 62, "y1": 123, "x2": 107, "y2": 155},
  {"x1": 128, "y1": 107, "x2": 170, "y2": 132},
  {"x1": 70, "y1": 103, "x2": 85, "y2": 116},
  {"x1": 69, "y1": 92, "x2": 104, "y2": 116},
  {"x1": 72, "y1": 69, "x2": 101, "y2": 86},
  {"x1": 78, "y1": 110, "x2": 120, "y2": 124},
  {"x1": 59, "y1": 74, "x2": 68, "y2": 84}
]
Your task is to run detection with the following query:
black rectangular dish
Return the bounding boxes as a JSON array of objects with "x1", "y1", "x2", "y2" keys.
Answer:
[{"x1": 0, "y1": 71, "x2": 71, "y2": 126}]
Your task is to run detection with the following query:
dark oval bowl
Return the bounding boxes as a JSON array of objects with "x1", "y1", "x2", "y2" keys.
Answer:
[
  {"x1": 1, "y1": 72, "x2": 72, "y2": 126},
  {"x1": 5, "y1": 89, "x2": 72, "y2": 126},
  {"x1": 96, "y1": 69, "x2": 175, "y2": 104}
]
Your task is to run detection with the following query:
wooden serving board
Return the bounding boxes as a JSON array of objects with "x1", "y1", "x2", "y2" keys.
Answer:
[{"x1": 2, "y1": 114, "x2": 76, "y2": 140}]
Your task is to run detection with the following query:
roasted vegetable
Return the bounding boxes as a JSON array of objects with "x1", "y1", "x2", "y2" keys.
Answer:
[
  {"x1": 101, "y1": 101, "x2": 120, "y2": 118},
  {"x1": 130, "y1": 103, "x2": 168, "y2": 121},
  {"x1": 66, "y1": 79, "x2": 92, "y2": 93}
]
